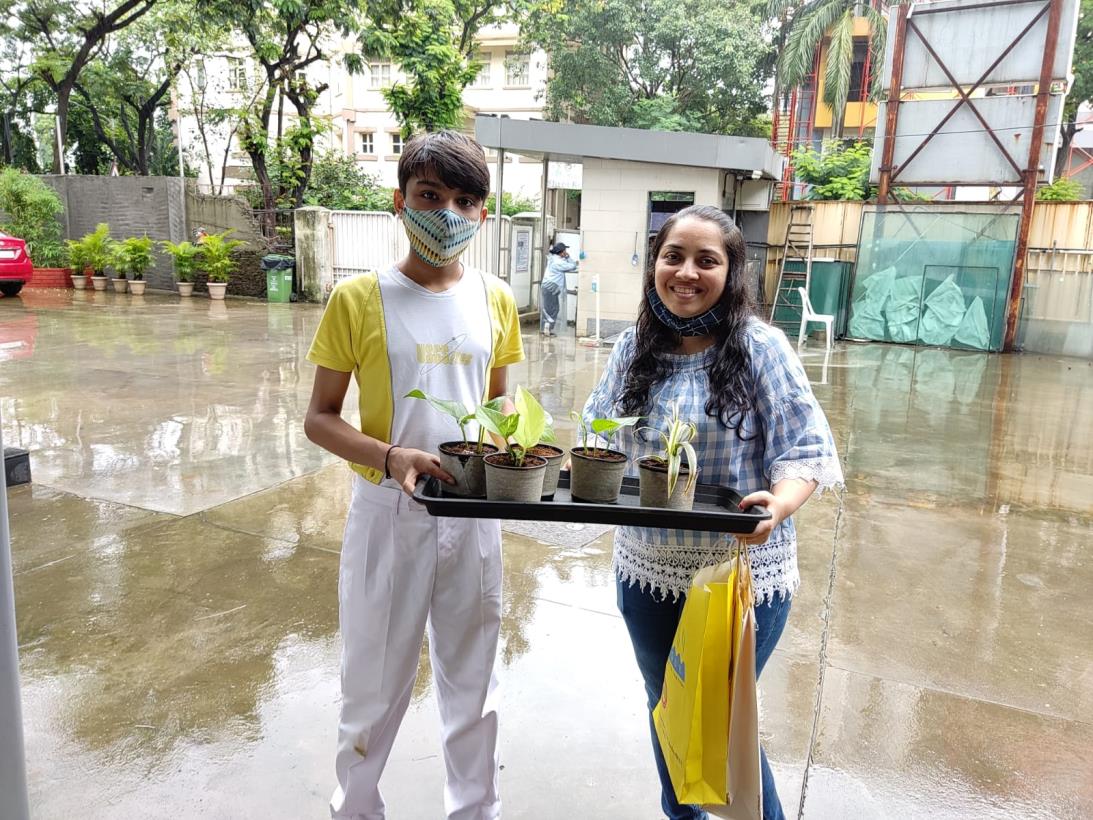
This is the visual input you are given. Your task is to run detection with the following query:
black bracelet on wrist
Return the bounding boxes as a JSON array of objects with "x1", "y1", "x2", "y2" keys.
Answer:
[{"x1": 384, "y1": 445, "x2": 401, "y2": 480}]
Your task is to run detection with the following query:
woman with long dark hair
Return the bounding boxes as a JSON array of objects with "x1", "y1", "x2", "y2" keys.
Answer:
[{"x1": 581, "y1": 205, "x2": 842, "y2": 820}]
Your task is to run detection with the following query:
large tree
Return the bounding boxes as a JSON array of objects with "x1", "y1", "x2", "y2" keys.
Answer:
[
  {"x1": 1058, "y1": 0, "x2": 1093, "y2": 177},
  {"x1": 0, "y1": 21, "x2": 41, "y2": 167},
  {"x1": 770, "y1": 0, "x2": 888, "y2": 138},
  {"x1": 205, "y1": 0, "x2": 361, "y2": 213},
  {"x1": 359, "y1": 0, "x2": 508, "y2": 136},
  {"x1": 70, "y1": 1, "x2": 219, "y2": 175},
  {"x1": 15, "y1": 0, "x2": 158, "y2": 172},
  {"x1": 522, "y1": 0, "x2": 773, "y2": 136}
]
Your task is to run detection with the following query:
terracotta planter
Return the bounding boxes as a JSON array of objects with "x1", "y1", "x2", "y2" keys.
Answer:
[
  {"x1": 569, "y1": 447, "x2": 629, "y2": 503},
  {"x1": 112, "y1": 277, "x2": 128, "y2": 293},
  {"x1": 177, "y1": 282, "x2": 194, "y2": 297},
  {"x1": 128, "y1": 279, "x2": 147, "y2": 296},
  {"x1": 638, "y1": 457, "x2": 696, "y2": 511},
  {"x1": 437, "y1": 441, "x2": 498, "y2": 498},
  {"x1": 528, "y1": 444, "x2": 566, "y2": 498},
  {"x1": 91, "y1": 276, "x2": 108, "y2": 291},
  {"x1": 207, "y1": 282, "x2": 228, "y2": 300},
  {"x1": 484, "y1": 453, "x2": 547, "y2": 502},
  {"x1": 29, "y1": 267, "x2": 72, "y2": 289}
]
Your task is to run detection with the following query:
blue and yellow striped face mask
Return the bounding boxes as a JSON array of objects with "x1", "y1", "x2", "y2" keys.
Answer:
[{"x1": 400, "y1": 206, "x2": 481, "y2": 268}]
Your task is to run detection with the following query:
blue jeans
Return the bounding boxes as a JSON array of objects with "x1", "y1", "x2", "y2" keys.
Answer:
[{"x1": 617, "y1": 576, "x2": 791, "y2": 820}]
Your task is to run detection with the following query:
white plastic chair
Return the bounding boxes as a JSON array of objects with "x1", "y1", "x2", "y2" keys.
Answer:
[{"x1": 797, "y1": 287, "x2": 834, "y2": 351}]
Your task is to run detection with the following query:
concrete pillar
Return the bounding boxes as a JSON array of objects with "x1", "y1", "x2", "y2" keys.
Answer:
[{"x1": 294, "y1": 206, "x2": 332, "y2": 302}]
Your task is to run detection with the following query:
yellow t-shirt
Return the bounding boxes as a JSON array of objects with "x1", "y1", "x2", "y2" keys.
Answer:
[{"x1": 307, "y1": 266, "x2": 525, "y2": 484}]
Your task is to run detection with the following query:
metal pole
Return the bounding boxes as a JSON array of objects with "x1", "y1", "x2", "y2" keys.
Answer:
[
  {"x1": 877, "y1": 2, "x2": 909, "y2": 204},
  {"x1": 538, "y1": 156, "x2": 549, "y2": 302},
  {"x1": 54, "y1": 113, "x2": 65, "y2": 175},
  {"x1": 1006, "y1": 0, "x2": 1064, "y2": 351},
  {"x1": 0, "y1": 418, "x2": 31, "y2": 820},
  {"x1": 493, "y1": 148, "x2": 505, "y2": 279}
]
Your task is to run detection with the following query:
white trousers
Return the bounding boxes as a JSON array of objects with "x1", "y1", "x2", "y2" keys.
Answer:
[{"x1": 331, "y1": 476, "x2": 503, "y2": 820}]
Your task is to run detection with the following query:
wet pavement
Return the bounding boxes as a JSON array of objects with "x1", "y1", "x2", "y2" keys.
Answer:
[{"x1": 2, "y1": 289, "x2": 1091, "y2": 819}]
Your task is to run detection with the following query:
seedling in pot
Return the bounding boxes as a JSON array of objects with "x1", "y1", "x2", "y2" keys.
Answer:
[
  {"x1": 637, "y1": 401, "x2": 699, "y2": 510},
  {"x1": 479, "y1": 386, "x2": 550, "y2": 501},
  {"x1": 571, "y1": 412, "x2": 641, "y2": 458},
  {"x1": 405, "y1": 389, "x2": 499, "y2": 497},
  {"x1": 569, "y1": 411, "x2": 640, "y2": 503}
]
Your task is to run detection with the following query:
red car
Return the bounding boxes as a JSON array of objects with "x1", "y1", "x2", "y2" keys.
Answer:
[{"x1": 0, "y1": 231, "x2": 33, "y2": 297}]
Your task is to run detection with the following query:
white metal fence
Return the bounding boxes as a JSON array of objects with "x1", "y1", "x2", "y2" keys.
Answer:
[{"x1": 330, "y1": 210, "x2": 513, "y2": 286}]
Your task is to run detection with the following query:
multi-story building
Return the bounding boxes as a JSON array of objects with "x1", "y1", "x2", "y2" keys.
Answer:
[{"x1": 178, "y1": 23, "x2": 552, "y2": 202}]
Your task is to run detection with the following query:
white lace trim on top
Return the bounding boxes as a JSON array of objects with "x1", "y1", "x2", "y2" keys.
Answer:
[
  {"x1": 770, "y1": 456, "x2": 845, "y2": 496},
  {"x1": 613, "y1": 529, "x2": 800, "y2": 605}
]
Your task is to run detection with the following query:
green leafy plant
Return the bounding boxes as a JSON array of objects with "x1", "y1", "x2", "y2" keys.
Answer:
[
  {"x1": 66, "y1": 239, "x2": 89, "y2": 275},
  {"x1": 112, "y1": 236, "x2": 155, "y2": 280},
  {"x1": 199, "y1": 231, "x2": 244, "y2": 283},
  {"x1": 570, "y1": 411, "x2": 641, "y2": 457},
  {"x1": 638, "y1": 401, "x2": 699, "y2": 495},
  {"x1": 161, "y1": 240, "x2": 202, "y2": 283},
  {"x1": 1037, "y1": 176, "x2": 1084, "y2": 201},
  {"x1": 406, "y1": 390, "x2": 477, "y2": 447},
  {"x1": 0, "y1": 167, "x2": 67, "y2": 267},
  {"x1": 76, "y1": 223, "x2": 113, "y2": 276},
  {"x1": 477, "y1": 386, "x2": 549, "y2": 467},
  {"x1": 792, "y1": 141, "x2": 873, "y2": 201}
]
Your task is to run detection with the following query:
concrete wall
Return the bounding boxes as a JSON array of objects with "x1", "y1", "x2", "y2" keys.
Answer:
[
  {"x1": 578, "y1": 159, "x2": 722, "y2": 336},
  {"x1": 41, "y1": 175, "x2": 186, "y2": 291}
]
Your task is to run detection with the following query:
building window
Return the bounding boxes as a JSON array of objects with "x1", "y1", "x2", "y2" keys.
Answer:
[
  {"x1": 471, "y1": 61, "x2": 492, "y2": 88},
  {"x1": 228, "y1": 58, "x2": 248, "y2": 91},
  {"x1": 505, "y1": 51, "x2": 530, "y2": 87},
  {"x1": 359, "y1": 132, "x2": 374, "y2": 155},
  {"x1": 847, "y1": 38, "x2": 870, "y2": 102},
  {"x1": 391, "y1": 132, "x2": 404, "y2": 155},
  {"x1": 370, "y1": 62, "x2": 392, "y2": 88}
]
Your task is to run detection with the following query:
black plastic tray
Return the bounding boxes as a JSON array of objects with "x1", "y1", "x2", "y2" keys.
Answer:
[{"x1": 412, "y1": 471, "x2": 770, "y2": 534}]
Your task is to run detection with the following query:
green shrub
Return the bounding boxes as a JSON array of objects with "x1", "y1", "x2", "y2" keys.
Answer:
[
  {"x1": 0, "y1": 168, "x2": 67, "y2": 266},
  {"x1": 1036, "y1": 176, "x2": 1084, "y2": 201},
  {"x1": 113, "y1": 236, "x2": 155, "y2": 280},
  {"x1": 199, "y1": 231, "x2": 244, "y2": 282}
]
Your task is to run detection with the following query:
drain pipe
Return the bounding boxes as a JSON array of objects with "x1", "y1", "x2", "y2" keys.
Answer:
[{"x1": 0, "y1": 418, "x2": 30, "y2": 820}]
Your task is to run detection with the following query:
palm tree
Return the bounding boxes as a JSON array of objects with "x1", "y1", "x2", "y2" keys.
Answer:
[{"x1": 770, "y1": 0, "x2": 890, "y2": 137}]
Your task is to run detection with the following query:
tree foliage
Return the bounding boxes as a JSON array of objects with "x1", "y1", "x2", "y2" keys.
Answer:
[
  {"x1": 16, "y1": 0, "x2": 158, "y2": 171},
  {"x1": 360, "y1": 0, "x2": 508, "y2": 136},
  {"x1": 1037, "y1": 176, "x2": 1084, "y2": 201},
  {"x1": 770, "y1": 0, "x2": 888, "y2": 137},
  {"x1": 793, "y1": 140, "x2": 873, "y2": 199},
  {"x1": 1058, "y1": 0, "x2": 1093, "y2": 176},
  {"x1": 522, "y1": 0, "x2": 772, "y2": 136}
]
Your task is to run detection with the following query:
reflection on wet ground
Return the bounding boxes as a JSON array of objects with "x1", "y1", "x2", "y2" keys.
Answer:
[{"x1": 3, "y1": 289, "x2": 1091, "y2": 818}]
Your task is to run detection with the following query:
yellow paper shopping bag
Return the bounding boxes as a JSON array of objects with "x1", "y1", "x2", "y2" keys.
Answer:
[
  {"x1": 653, "y1": 559, "x2": 737, "y2": 806},
  {"x1": 707, "y1": 549, "x2": 762, "y2": 820}
]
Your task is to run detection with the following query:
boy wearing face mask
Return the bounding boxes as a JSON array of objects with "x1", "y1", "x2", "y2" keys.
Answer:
[{"x1": 304, "y1": 131, "x2": 524, "y2": 820}]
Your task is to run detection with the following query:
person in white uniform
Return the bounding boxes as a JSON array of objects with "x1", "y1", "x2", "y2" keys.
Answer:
[{"x1": 305, "y1": 131, "x2": 525, "y2": 820}]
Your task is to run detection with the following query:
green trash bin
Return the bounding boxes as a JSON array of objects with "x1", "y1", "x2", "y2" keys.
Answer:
[{"x1": 262, "y1": 254, "x2": 295, "y2": 303}]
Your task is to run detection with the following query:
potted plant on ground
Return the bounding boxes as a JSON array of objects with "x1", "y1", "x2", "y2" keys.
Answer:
[
  {"x1": 404, "y1": 390, "x2": 502, "y2": 497},
  {"x1": 66, "y1": 239, "x2": 89, "y2": 289},
  {"x1": 199, "y1": 230, "x2": 243, "y2": 300},
  {"x1": 637, "y1": 401, "x2": 699, "y2": 511},
  {"x1": 81, "y1": 224, "x2": 113, "y2": 291},
  {"x1": 479, "y1": 386, "x2": 550, "y2": 502},
  {"x1": 109, "y1": 240, "x2": 129, "y2": 293},
  {"x1": 569, "y1": 412, "x2": 640, "y2": 503},
  {"x1": 162, "y1": 239, "x2": 201, "y2": 296},
  {"x1": 113, "y1": 236, "x2": 155, "y2": 295}
]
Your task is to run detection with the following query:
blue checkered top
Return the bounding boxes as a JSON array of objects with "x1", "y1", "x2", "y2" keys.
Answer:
[{"x1": 581, "y1": 318, "x2": 843, "y2": 601}]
